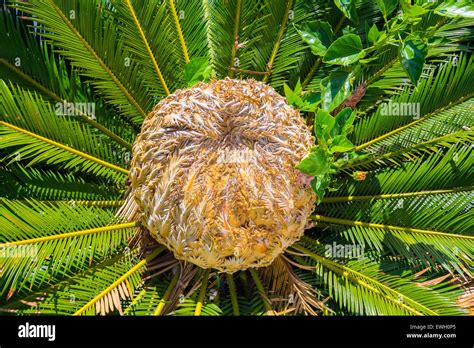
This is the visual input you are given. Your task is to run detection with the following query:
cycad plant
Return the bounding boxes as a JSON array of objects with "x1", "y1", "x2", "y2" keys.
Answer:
[{"x1": 0, "y1": 0, "x2": 473, "y2": 316}]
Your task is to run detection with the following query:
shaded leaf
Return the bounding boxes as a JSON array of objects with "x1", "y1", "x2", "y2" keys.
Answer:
[
  {"x1": 320, "y1": 70, "x2": 352, "y2": 112},
  {"x1": 434, "y1": 1, "x2": 474, "y2": 18},
  {"x1": 296, "y1": 21, "x2": 334, "y2": 56},
  {"x1": 296, "y1": 148, "x2": 330, "y2": 176},
  {"x1": 184, "y1": 57, "x2": 212, "y2": 87},
  {"x1": 399, "y1": 38, "x2": 427, "y2": 86},
  {"x1": 324, "y1": 34, "x2": 365, "y2": 66}
]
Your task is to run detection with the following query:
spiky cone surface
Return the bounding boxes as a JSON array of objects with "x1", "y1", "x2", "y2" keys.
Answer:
[{"x1": 129, "y1": 78, "x2": 316, "y2": 273}]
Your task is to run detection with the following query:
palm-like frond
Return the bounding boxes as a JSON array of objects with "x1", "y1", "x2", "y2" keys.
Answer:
[
  {"x1": 1, "y1": 253, "x2": 142, "y2": 315},
  {"x1": 0, "y1": 0, "x2": 472, "y2": 317},
  {"x1": 292, "y1": 240, "x2": 465, "y2": 315},
  {"x1": 0, "y1": 163, "x2": 123, "y2": 201},
  {"x1": 330, "y1": 143, "x2": 473, "y2": 196},
  {"x1": 0, "y1": 8, "x2": 135, "y2": 149},
  {"x1": 0, "y1": 82, "x2": 128, "y2": 182},
  {"x1": 0, "y1": 198, "x2": 135, "y2": 300},
  {"x1": 353, "y1": 55, "x2": 474, "y2": 149},
  {"x1": 13, "y1": 0, "x2": 150, "y2": 124}
]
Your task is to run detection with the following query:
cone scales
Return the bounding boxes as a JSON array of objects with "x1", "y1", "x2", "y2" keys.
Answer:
[{"x1": 130, "y1": 78, "x2": 315, "y2": 272}]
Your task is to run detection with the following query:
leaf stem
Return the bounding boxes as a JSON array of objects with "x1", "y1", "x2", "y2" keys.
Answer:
[
  {"x1": 124, "y1": 0, "x2": 170, "y2": 95},
  {"x1": 194, "y1": 269, "x2": 211, "y2": 316},
  {"x1": 228, "y1": 0, "x2": 242, "y2": 78},
  {"x1": 168, "y1": 0, "x2": 190, "y2": 64},
  {"x1": 226, "y1": 274, "x2": 240, "y2": 316},
  {"x1": 311, "y1": 214, "x2": 474, "y2": 240},
  {"x1": 0, "y1": 222, "x2": 139, "y2": 247},
  {"x1": 249, "y1": 269, "x2": 272, "y2": 312},
  {"x1": 321, "y1": 187, "x2": 473, "y2": 203},
  {"x1": 263, "y1": 0, "x2": 294, "y2": 82},
  {"x1": 0, "y1": 121, "x2": 129, "y2": 175},
  {"x1": 153, "y1": 271, "x2": 180, "y2": 315}
]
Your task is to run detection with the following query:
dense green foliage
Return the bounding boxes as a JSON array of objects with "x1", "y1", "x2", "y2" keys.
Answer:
[{"x1": 0, "y1": 0, "x2": 473, "y2": 316}]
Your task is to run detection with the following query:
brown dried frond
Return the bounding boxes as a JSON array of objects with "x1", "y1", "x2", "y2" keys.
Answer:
[
  {"x1": 129, "y1": 78, "x2": 315, "y2": 273},
  {"x1": 261, "y1": 256, "x2": 329, "y2": 315},
  {"x1": 331, "y1": 82, "x2": 367, "y2": 116},
  {"x1": 162, "y1": 264, "x2": 198, "y2": 315}
]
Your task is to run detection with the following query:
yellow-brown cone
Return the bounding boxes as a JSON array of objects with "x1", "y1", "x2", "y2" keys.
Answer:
[{"x1": 130, "y1": 78, "x2": 315, "y2": 273}]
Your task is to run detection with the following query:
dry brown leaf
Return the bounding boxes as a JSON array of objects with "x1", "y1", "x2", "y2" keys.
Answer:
[
  {"x1": 111, "y1": 288, "x2": 123, "y2": 315},
  {"x1": 118, "y1": 282, "x2": 127, "y2": 300},
  {"x1": 95, "y1": 298, "x2": 101, "y2": 315},
  {"x1": 100, "y1": 297, "x2": 106, "y2": 316}
]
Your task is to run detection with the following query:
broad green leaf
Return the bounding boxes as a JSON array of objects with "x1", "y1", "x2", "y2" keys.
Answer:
[
  {"x1": 284, "y1": 83, "x2": 302, "y2": 106},
  {"x1": 296, "y1": 21, "x2": 334, "y2": 57},
  {"x1": 296, "y1": 148, "x2": 330, "y2": 176},
  {"x1": 367, "y1": 24, "x2": 381, "y2": 44},
  {"x1": 332, "y1": 107, "x2": 356, "y2": 136},
  {"x1": 303, "y1": 92, "x2": 321, "y2": 106},
  {"x1": 284, "y1": 80, "x2": 320, "y2": 112},
  {"x1": 401, "y1": 1, "x2": 428, "y2": 18},
  {"x1": 293, "y1": 79, "x2": 303, "y2": 95},
  {"x1": 434, "y1": 1, "x2": 474, "y2": 18},
  {"x1": 334, "y1": 0, "x2": 358, "y2": 22},
  {"x1": 320, "y1": 70, "x2": 351, "y2": 112},
  {"x1": 184, "y1": 57, "x2": 212, "y2": 87},
  {"x1": 329, "y1": 135, "x2": 355, "y2": 153},
  {"x1": 376, "y1": 0, "x2": 398, "y2": 18},
  {"x1": 310, "y1": 174, "x2": 330, "y2": 202},
  {"x1": 315, "y1": 110, "x2": 336, "y2": 143},
  {"x1": 399, "y1": 38, "x2": 427, "y2": 86},
  {"x1": 324, "y1": 34, "x2": 365, "y2": 66}
]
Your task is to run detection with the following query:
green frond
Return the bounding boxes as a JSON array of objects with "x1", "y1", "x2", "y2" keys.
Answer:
[
  {"x1": 73, "y1": 247, "x2": 164, "y2": 315},
  {"x1": 343, "y1": 130, "x2": 473, "y2": 171},
  {"x1": 320, "y1": 190, "x2": 473, "y2": 234},
  {"x1": 0, "y1": 8, "x2": 134, "y2": 149},
  {"x1": 1, "y1": 253, "x2": 140, "y2": 315},
  {"x1": 206, "y1": 0, "x2": 262, "y2": 78},
  {"x1": 309, "y1": 214, "x2": 473, "y2": 274},
  {"x1": 0, "y1": 164, "x2": 123, "y2": 201},
  {"x1": 0, "y1": 82, "x2": 129, "y2": 182},
  {"x1": 122, "y1": 285, "x2": 166, "y2": 316},
  {"x1": 112, "y1": 0, "x2": 187, "y2": 96},
  {"x1": 354, "y1": 54, "x2": 474, "y2": 149},
  {"x1": 173, "y1": 0, "x2": 209, "y2": 60},
  {"x1": 1, "y1": 81, "x2": 130, "y2": 165},
  {"x1": 0, "y1": 198, "x2": 135, "y2": 300},
  {"x1": 261, "y1": 0, "x2": 293, "y2": 85},
  {"x1": 14, "y1": 0, "x2": 150, "y2": 123},
  {"x1": 331, "y1": 143, "x2": 473, "y2": 197},
  {"x1": 292, "y1": 241, "x2": 466, "y2": 316}
]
